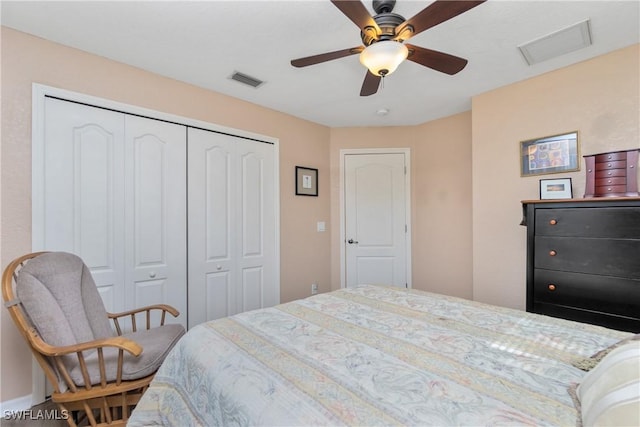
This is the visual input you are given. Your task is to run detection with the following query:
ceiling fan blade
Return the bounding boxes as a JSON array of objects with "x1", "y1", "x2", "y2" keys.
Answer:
[
  {"x1": 331, "y1": 0, "x2": 381, "y2": 36},
  {"x1": 405, "y1": 44, "x2": 468, "y2": 75},
  {"x1": 360, "y1": 71, "x2": 381, "y2": 96},
  {"x1": 291, "y1": 46, "x2": 364, "y2": 68},
  {"x1": 395, "y1": 0, "x2": 485, "y2": 40}
]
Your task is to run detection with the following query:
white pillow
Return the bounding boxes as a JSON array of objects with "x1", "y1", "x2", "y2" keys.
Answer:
[{"x1": 577, "y1": 341, "x2": 640, "y2": 426}]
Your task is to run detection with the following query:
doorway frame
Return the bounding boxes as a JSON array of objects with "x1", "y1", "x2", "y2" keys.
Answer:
[{"x1": 339, "y1": 148, "x2": 412, "y2": 289}]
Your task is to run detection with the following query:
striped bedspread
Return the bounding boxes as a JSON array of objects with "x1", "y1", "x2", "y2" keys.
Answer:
[{"x1": 129, "y1": 285, "x2": 629, "y2": 426}]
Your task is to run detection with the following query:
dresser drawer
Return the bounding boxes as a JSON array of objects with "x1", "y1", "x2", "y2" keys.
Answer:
[
  {"x1": 534, "y1": 236, "x2": 640, "y2": 278},
  {"x1": 533, "y1": 269, "x2": 640, "y2": 318},
  {"x1": 532, "y1": 302, "x2": 640, "y2": 332},
  {"x1": 535, "y1": 207, "x2": 640, "y2": 238}
]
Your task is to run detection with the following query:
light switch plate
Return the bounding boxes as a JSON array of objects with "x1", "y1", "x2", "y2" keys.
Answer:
[{"x1": 317, "y1": 221, "x2": 326, "y2": 232}]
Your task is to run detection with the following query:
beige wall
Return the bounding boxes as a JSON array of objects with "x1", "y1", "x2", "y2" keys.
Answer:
[
  {"x1": 472, "y1": 44, "x2": 640, "y2": 309},
  {"x1": 329, "y1": 111, "x2": 473, "y2": 298},
  {"x1": 0, "y1": 27, "x2": 331, "y2": 402}
]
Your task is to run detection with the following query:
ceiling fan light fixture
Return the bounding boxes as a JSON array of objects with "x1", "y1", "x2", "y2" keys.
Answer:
[{"x1": 359, "y1": 40, "x2": 408, "y2": 77}]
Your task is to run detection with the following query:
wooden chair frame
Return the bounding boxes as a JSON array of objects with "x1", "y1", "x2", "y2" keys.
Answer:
[{"x1": 2, "y1": 252, "x2": 181, "y2": 426}]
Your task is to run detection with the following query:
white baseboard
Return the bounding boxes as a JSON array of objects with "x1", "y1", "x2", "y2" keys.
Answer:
[{"x1": 0, "y1": 394, "x2": 33, "y2": 413}]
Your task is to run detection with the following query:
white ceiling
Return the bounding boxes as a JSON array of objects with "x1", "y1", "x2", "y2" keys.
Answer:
[{"x1": 2, "y1": 1, "x2": 639, "y2": 127}]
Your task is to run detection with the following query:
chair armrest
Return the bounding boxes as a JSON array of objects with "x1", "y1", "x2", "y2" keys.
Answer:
[
  {"x1": 108, "y1": 304, "x2": 180, "y2": 335},
  {"x1": 108, "y1": 304, "x2": 179, "y2": 319},
  {"x1": 26, "y1": 327, "x2": 143, "y2": 391},
  {"x1": 27, "y1": 328, "x2": 143, "y2": 357}
]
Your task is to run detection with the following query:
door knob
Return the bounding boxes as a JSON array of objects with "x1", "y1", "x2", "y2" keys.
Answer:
[{"x1": 347, "y1": 239, "x2": 359, "y2": 244}]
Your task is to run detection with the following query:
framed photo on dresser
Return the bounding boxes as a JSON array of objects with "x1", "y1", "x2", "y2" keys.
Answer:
[{"x1": 539, "y1": 177, "x2": 573, "y2": 199}]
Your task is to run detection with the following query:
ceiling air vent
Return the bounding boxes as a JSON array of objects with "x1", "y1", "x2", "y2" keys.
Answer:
[
  {"x1": 230, "y1": 71, "x2": 264, "y2": 88},
  {"x1": 518, "y1": 19, "x2": 592, "y2": 66}
]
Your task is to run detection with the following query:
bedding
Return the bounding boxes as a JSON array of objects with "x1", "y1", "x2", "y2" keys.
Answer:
[{"x1": 128, "y1": 284, "x2": 631, "y2": 426}]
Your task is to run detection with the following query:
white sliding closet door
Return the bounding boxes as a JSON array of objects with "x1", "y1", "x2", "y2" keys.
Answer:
[
  {"x1": 123, "y1": 115, "x2": 187, "y2": 324},
  {"x1": 36, "y1": 98, "x2": 187, "y2": 326},
  {"x1": 187, "y1": 128, "x2": 277, "y2": 328},
  {"x1": 40, "y1": 98, "x2": 126, "y2": 312}
]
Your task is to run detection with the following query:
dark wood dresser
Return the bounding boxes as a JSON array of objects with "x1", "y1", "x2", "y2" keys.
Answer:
[{"x1": 522, "y1": 198, "x2": 640, "y2": 332}]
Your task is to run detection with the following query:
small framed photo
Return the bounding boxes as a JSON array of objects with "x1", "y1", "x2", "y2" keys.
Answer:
[
  {"x1": 540, "y1": 177, "x2": 573, "y2": 200},
  {"x1": 295, "y1": 166, "x2": 318, "y2": 196},
  {"x1": 520, "y1": 131, "x2": 579, "y2": 176}
]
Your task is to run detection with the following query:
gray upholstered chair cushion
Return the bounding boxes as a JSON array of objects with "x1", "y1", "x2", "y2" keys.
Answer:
[
  {"x1": 16, "y1": 252, "x2": 114, "y2": 369},
  {"x1": 68, "y1": 324, "x2": 185, "y2": 386}
]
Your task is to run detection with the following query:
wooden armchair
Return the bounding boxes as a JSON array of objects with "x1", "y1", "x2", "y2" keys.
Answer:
[{"x1": 2, "y1": 252, "x2": 185, "y2": 426}]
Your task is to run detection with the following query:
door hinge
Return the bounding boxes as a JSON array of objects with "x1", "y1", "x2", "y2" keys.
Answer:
[
  {"x1": 404, "y1": 166, "x2": 407, "y2": 175},
  {"x1": 405, "y1": 224, "x2": 407, "y2": 233},
  {"x1": 405, "y1": 283, "x2": 408, "y2": 288}
]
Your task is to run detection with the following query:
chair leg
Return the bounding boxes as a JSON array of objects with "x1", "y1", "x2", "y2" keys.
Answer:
[
  {"x1": 57, "y1": 403, "x2": 78, "y2": 427},
  {"x1": 100, "y1": 397, "x2": 112, "y2": 424},
  {"x1": 82, "y1": 401, "x2": 97, "y2": 427}
]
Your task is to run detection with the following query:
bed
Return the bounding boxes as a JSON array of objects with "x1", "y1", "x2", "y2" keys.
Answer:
[{"x1": 128, "y1": 284, "x2": 636, "y2": 426}]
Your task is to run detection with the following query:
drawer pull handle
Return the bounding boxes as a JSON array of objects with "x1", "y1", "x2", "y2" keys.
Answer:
[
  {"x1": 548, "y1": 284, "x2": 556, "y2": 291},
  {"x1": 549, "y1": 250, "x2": 557, "y2": 256},
  {"x1": 549, "y1": 219, "x2": 557, "y2": 225}
]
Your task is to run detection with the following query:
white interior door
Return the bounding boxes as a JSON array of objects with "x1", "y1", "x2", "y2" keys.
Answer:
[
  {"x1": 187, "y1": 128, "x2": 277, "y2": 328},
  {"x1": 344, "y1": 152, "x2": 409, "y2": 288}
]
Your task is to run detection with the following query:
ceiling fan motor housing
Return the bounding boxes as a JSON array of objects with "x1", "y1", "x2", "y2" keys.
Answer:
[{"x1": 361, "y1": 12, "x2": 405, "y2": 46}]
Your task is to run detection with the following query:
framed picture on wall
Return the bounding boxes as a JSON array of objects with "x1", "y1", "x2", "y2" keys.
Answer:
[
  {"x1": 540, "y1": 177, "x2": 573, "y2": 200},
  {"x1": 295, "y1": 166, "x2": 318, "y2": 196},
  {"x1": 520, "y1": 131, "x2": 579, "y2": 176}
]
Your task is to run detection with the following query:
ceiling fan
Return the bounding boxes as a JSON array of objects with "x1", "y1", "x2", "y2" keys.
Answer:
[{"x1": 291, "y1": 0, "x2": 486, "y2": 96}]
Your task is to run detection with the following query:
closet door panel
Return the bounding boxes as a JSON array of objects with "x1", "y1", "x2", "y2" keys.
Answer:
[
  {"x1": 75, "y1": 128, "x2": 114, "y2": 268},
  {"x1": 237, "y1": 141, "x2": 277, "y2": 309},
  {"x1": 188, "y1": 128, "x2": 277, "y2": 327},
  {"x1": 41, "y1": 98, "x2": 125, "y2": 312},
  {"x1": 188, "y1": 128, "x2": 235, "y2": 327},
  {"x1": 206, "y1": 272, "x2": 233, "y2": 320},
  {"x1": 241, "y1": 267, "x2": 263, "y2": 312},
  {"x1": 124, "y1": 115, "x2": 187, "y2": 327},
  {"x1": 205, "y1": 146, "x2": 232, "y2": 260},
  {"x1": 241, "y1": 153, "x2": 264, "y2": 257},
  {"x1": 133, "y1": 135, "x2": 165, "y2": 266}
]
